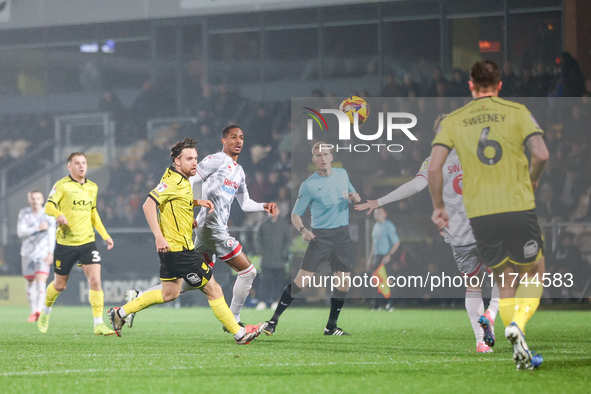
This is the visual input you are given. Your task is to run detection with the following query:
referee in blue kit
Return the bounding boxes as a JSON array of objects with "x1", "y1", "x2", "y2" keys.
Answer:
[{"x1": 263, "y1": 141, "x2": 361, "y2": 336}]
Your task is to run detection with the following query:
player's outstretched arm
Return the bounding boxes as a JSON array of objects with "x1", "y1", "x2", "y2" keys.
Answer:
[
  {"x1": 428, "y1": 145, "x2": 450, "y2": 230},
  {"x1": 236, "y1": 189, "x2": 266, "y2": 212},
  {"x1": 263, "y1": 202, "x2": 277, "y2": 216},
  {"x1": 143, "y1": 197, "x2": 170, "y2": 253},
  {"x1": 526, "y1": 134, "x2": 550, "y2": 191},
  {"x1": 355, "y1": 176, "x2": 428, "y2": 215}
]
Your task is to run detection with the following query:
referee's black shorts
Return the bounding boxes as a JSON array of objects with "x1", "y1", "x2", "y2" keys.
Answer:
[
  {"x1": 159, "y1": 248, "x2": 212, "y2": 289},
  {"x1": 300, "y1": 226, "x2": 354, "y2": 273},
  {"x1": 469, "y1": 209, "x2": 544, "y2": 269}
]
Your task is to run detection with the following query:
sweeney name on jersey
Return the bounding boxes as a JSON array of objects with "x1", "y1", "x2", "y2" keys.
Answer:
[
  {"x1": 192, "y1": 152, "x2": 247, "y2": 229},
  {"x1": 417, "y1": 150, "x2": 475, "y2": 247}
]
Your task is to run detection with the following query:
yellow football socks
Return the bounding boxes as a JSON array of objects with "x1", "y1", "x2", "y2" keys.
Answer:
[
  {"x1": 512, "y1": 279, "x2": 543, "y2": 333},
  {"x1": 121, "y1": 289, "x2": 164, "y2": 315},
  {"x1": 209, "y1": 296, "x2": 240, "y2": 335},
  {"x1": 89, "y1": 289, "x2": 104, "y2": 318},
  {"x1": 45, "y1": 281, "x2": 60, "y2": 307},
  {"x1": 498, "y1": 298, "x2": 516, "y2": 327}
]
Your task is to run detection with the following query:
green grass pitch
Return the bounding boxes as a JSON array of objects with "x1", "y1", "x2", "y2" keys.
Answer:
[{"x1": 1, "y1": 306, "x2": 590, "y2": 393}]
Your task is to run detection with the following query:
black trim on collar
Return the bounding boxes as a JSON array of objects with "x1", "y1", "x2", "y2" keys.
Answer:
[
  {"x1": 68, "y1": 175, "x2": 87, "y2": 184},
  {"x1": 168, "y1": 166, "x2": 189, "y2": 181},
  {"x1": 474, "y1": 95, "x2": 495, "y2": 100}
]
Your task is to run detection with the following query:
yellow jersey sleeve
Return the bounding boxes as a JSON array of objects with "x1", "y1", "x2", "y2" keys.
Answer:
[
  {"x1": 519, "y1": 108, "x2": 544, "y2": 141},
  {"x1": 432, "y1": 118, "x2": 454, "y2": 150},
  {"x1": 46, "y1": 181, "x2": 64, "y2": 211},
  {"x1": 149, "y1": 180, "x2": 178, "y2": 206},
  {"x1": 45, "y1": 200, "x2": 63, "y2": 218},
  {"x1": 91, "y1": 208, "x2": 110, "y2": 240}
]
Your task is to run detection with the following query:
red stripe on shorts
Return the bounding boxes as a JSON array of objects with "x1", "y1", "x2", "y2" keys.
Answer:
[{"x1": 220, "y1": 244, "x2": 242, "y2": 261}]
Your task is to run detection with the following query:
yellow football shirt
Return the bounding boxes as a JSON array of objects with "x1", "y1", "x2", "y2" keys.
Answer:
[
  {"x1": 148, "y1": 167, "x2": 195, "y2": 252},
  {"x1": 432, "y1": 96, "x2": 543, "y2": 218},
  {"x1": 46, "y1": 176, "x2": 108, "y2": 246}
]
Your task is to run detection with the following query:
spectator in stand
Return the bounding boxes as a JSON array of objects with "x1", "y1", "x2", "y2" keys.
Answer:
[
  {"x1": 547, "y1": 232, "x2": 587, "y2": 298},
  {"x1": 375, "y1": 147, "x2": 401, "y2": 177},
  {"x1": 562, "y1": 105, "x2": 587, "y2": 144},
  {"x1": 249, "y1": 171, "x2": 270, "y2": 203},
  {"x1": 276, "y1": 187, "x2": 290, "y2": 220},
  {"x1": 556, "y1": 162, "x2": 586, "y2": 220},
  {"x1": 107, "y1": 159, "x2": 134, "y2": 194},
  {"x1": 247, "y1": 106, "x2": 273, "y2": 147},
  {"x1": 214, "y1": 84, "x2": 239, "y2": 119},
  {"x1": 425, "y1": 67, "x2": 449, "y2": 97},
  {"x1": 500, "y1": 63, "x2": 520, "y2": 98},
  {"x1": 449, "y1": 69, "x2": 469, "y2": 97},
  {"x1": 517, "y1": 66, "x2": 537, "y2": 97},
  {"x1": 196, "y1": 123, "x2": 219, "y2": 157},
  {"x1": 381, "y1": 73, "x2": 399, "y2": 97},
  {"x1": 255, "y1": 206, "x2": 291, "y2": 310},
  {"x1": 400, "y1": 74, "x2": 420, "y2": 97},
  {"x1": 130, "y1": 81, "x2": 159, "y2": 140},
  {"x1": 564, "y1": 143, "x2": 586, "y2": 174},
  {"x1": 266, "y1": 171, "x2": 282, "y2": 202},
  {"x1": 98, "y1": 90, "x2": 124, "y2": 122},
  {"x1": 533, "y1": 63, "x2": 552, "y2": 97},
  {"x1": 538, "y1": 158, "x2": 565, "y2": 217},
  {"x1": 535, "y1": 183, "x2": 553, "y2": 224},
  {"x1": 560, "y1": 52, "x2": 585, "y2": 97}
]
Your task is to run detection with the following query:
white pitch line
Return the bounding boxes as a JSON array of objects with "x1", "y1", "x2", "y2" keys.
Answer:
[{"x1": 0, "y1": 358, "x2": 534, "y2": 377}]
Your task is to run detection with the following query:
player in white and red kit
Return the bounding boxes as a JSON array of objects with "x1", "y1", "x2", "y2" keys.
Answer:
[
  {"x1": 123, "y1": 127, "x2": 276, "y2": 330},
  {"x1": 17, "y1": 190, "x2": 56, "y2": 322},
  {"x1": 356, "y1": 115, "x2": 499, "y2": 353},
  {"x1": 190, "y1": 126, "x2": 276, "y2": 325}
]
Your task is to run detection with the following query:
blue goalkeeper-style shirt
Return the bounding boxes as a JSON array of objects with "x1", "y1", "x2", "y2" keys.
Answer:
[{"x1": 292, "y1": 167, "x2": 356, "y2": 229}]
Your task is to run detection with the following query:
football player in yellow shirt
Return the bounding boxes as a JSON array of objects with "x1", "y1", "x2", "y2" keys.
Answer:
[
  {"x1": 107, "y1": 138, "x2": 264, "y2": 344},
  {"x1": 38, "y1": 152, "x2": 115, "y2": 335},
  {"x1": 429, "y1": 61, "x2": 549, "y2": 370}
]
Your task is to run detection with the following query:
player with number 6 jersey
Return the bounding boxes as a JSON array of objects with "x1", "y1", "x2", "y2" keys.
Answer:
[
  {"x1": 355, "y1": 115, "x2": 500, "y2": 353},
  {"x1": 432, "y1": 96, "x2": 542, "y2": 219},
  {"x1": 429, "y1": 60, "x2": 549, "y2": 370}
]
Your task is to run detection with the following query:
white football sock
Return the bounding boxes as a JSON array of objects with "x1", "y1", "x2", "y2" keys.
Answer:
[
  {"x1": 230, "y1": 265, "x2": 257, "y2": 322},
  {"x1": 233, "y1": 327, "x2": 246, "y2": 340},
  {"x1": 140, "y1": 284, "x2": 162, "y2": 296},
  {"x1": 26, "y1": 282, "x2": 36, "y2": 314},
  {"x1": 36, "y1": 280, "x2": 46, "y2": 313},
  {"x1": 93, "y1": 317, "x2": 104, "y2": 325},
  {"x1": 465, "y1": 288, "x2": 485, "y2": 343},
  {"x1": 486, "y1": 282, "x2": 500, "y2": 321}
]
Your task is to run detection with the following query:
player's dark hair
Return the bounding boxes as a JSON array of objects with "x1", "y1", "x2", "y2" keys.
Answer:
[
  {"x1": 170, "y1": 138, "x2": 198, "y2": 162},
  {"x1": 470, "y1": 60, "x2": 501, "y2": 90},
  {"x1": 67, "y1": 152, "x2": 85, "y2": 163},
  {"x1": 28, "y1": 189, "x2": 43, "y2": 197},
  {"x1": 222, "y1": 124, "x2": 242, "y2": 138}
]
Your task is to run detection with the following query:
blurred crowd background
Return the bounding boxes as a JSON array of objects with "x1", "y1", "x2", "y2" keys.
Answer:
[{"x1": 1, "y1": 0, "x2": 590, "y2": 305}]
